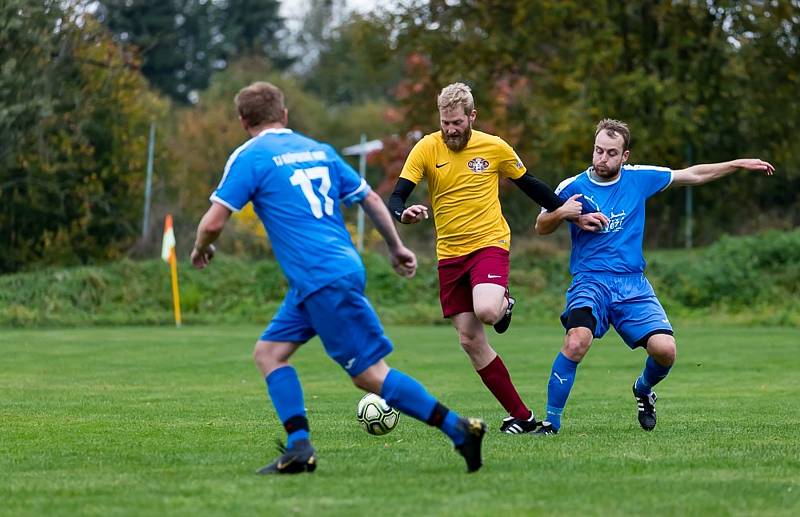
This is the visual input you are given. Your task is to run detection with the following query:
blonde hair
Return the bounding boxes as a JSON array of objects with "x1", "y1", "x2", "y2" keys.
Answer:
[
  {"x1": 595, "y1": 118, "x2": 631, "y2": 150},
  {"x1": 437, "y1": 82, "x2": 474, "y2": 115},
  {"x1": 235, "y1": 81, "x2": 285, "y2": 127}
]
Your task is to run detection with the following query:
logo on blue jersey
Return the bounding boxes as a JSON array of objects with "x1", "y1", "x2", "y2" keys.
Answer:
[
  {"x1": 581, "y1": 194, "x2": 625, "y2": 233},
  {"x1": 581, "y1": 194, "x2": 601, "y2": 213},
  {"x1": 606, "y1": 210, "x2": 626, "y2": 232}
]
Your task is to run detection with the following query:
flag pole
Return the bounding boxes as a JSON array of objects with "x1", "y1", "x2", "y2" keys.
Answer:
[
  {"x1": 162, "y1": 214, "x2": 182, "y2": 327},
  {"x1": 169, "y1": 249, "x2": 182, "y2": 327}
]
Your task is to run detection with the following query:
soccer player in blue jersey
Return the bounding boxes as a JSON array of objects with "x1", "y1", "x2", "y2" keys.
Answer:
[
  {"x1": 532, "y1": 118, "x2": 774, "y2": 435},
  {"x1": 190, "y1": 81, "x2": 487, "y2": 473}
]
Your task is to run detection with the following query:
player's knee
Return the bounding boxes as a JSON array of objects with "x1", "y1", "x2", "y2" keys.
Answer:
[
  {"x1": 253, "y1": 341, "x2": 282, "y2": 372},
  {"x1": 458, "y1": 332, "x2": 483, "y2": 355},
  {"x1": 563, "y1": 330, "x2": 591, "y2": 362},
  {"x1": 473, "y1": 306, "x2": 500, "y2": 325},
  {"x1": 458, "y1": 326, "x2": 479, "y2": 345},
  {"x1": 648, "y1": 335, "x2": 677, "y2": 366},
  {"x1": 253, "y1": 342, "x2": 270, "y2": 367},
  {"x1": 664, "y1": 345, "x2": 677, "y2": 366}
]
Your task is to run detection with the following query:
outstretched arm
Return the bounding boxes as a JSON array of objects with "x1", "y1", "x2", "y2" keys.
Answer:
[
  {"x1": 361, "y1": 190, "x2": 417, "y2": 278},
  {"x1": 191, "y1": 202, "x2": 232, "y2": 269},
  {"x1": 671, "y1": 158, "x2": 774, "y2": 187}
]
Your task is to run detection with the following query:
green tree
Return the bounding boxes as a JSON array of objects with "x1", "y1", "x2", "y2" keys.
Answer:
[
  {"x1": 96, "y1": 0, "x2": 289, "y2": 103},
  {"x1": 384, "y1": 0, "x2": 799, "y2": 244},
  {"x1": 302, "y1": 12, "x2": 404, "y2": 105},
  {"x1": 0, "y1": 3, "x2": 166, "y2": 273}
]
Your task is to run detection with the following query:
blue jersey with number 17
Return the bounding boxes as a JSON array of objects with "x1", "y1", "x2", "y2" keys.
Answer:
[
  {"x1": 554, "y1": 164, "x2": 673, "y2": 275},
  {"x1": 211, "y1": 128, "x2": 370, "y2": 300}
]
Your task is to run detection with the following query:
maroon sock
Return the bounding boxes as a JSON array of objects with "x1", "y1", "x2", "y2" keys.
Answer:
[{"x1": 476, "y1": 355, "x2": 531, "y2": 420}]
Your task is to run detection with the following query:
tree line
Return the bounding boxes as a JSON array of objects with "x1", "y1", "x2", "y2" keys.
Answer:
[{"x1": 1, "y1": 0, "x2": 798, "y2": 274}]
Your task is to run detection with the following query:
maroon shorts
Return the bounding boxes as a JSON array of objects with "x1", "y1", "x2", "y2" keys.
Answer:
[{"x1": 437, "y1": 246, "x2": 510, "y2": 318}]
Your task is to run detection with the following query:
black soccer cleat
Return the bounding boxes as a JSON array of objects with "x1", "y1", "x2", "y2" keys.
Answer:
[
  {"x1": 493, "y1": 295, "x2": 516, "y2": 334},
  {"x1": 499, "y1": 413, "x2": 539, "y2": 434},
  {"x1": 633, "y1": 384, "x2": 657, "y2": 431},
  {"x1": 257, "y1": 439, "x2": 317, "y2": 475},
  {"x1": 531, "y1": 421, "x2": 559, "y2": 436},
  {"x1": 454, "y1": 417, "x2": 487, "y2": 473}
]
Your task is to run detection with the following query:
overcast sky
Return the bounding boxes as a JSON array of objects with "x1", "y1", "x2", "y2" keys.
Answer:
[{"x1": 280, "y1": 0, "x2": 378, "y2": 26}]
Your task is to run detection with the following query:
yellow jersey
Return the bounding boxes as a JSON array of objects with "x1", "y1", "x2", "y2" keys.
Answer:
[{"x1": 399, "y1": 130, "x2": 526, "y2": 259}]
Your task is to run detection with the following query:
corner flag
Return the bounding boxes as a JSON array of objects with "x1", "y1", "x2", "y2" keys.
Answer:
[
  {"x1": 161, "y1": 214, "x2": 182, "y2": 327},
  {"x1": 161, "y1": 214, "x2": 176, "y2": 262}
]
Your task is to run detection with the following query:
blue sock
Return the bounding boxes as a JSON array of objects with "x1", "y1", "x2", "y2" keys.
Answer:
[
  {"x1": 634, "y1": 356, "x2": 672, "y2": 396},
  {"x1": 266, "y1": 366, "x2": 309, "y2": 448},
  {"x1": 381, "y1": 368, "x2": 465, "y2": 446},
  {"x1": 545, "y1": 352, "x2": 579, "y2": 430}
]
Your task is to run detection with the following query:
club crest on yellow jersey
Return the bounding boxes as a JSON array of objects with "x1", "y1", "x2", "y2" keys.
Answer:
[{"x1": 468, "y1": 157, "x2": 490, "y2": 173}]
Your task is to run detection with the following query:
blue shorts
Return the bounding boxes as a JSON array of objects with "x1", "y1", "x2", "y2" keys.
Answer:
[
  {"x1": 561, "y1": 273, "x2": 672, "y2": 349},
  {"x1": 260, "y1": 271, "x2": 393, "y2": 376}
]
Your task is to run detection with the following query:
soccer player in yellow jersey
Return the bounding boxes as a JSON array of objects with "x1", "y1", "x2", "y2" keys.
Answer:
[{"x1": 389, "y1": 82, "x2": 603, "y2": 434}]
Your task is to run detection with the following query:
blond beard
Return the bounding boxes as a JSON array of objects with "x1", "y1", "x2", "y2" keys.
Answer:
[{"x1": 442, "y1": 127, "x2": 472, "y2": 151}]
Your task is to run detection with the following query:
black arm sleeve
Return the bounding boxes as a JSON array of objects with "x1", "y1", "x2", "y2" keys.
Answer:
[
  {"x1": 511, "y1": 173, "x2": 563, "y2": 212},
  {"x1": 388, "y1": 178, "x2": 417, "y2": 222}
]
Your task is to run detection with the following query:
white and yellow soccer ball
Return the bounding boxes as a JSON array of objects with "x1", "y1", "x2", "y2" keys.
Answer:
[{"x1": 356, "y1": 393, "x2": 400, "y2": 435}]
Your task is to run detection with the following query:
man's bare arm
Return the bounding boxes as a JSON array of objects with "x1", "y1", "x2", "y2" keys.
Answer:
[
  {"x1": 535, "y1": 194, "x2": 609, "y2": 235},
  {"x1": 191, "y1": 202, "x2": 232, "y2": 269},
  {"x1": 360, "y1": 190, "x2": 417, "y2": 277},
  {"x1": 671, "y1": 158, "x2": 774, "y2": 187}
]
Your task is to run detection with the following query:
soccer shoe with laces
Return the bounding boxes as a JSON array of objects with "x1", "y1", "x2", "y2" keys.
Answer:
[
  {"x1": 257, "y1": 439, "x2": 317, "y2": 475},
  {"x1": 499, "y1": 413, "x2": 539, "y2": 434},
  {"x1": 531, "y1": 421, "x2": 559, "y2": 436},
  {"x1": 493, "y1": 295, "x2": 516, "y2": 334},
  {"x1": 454, "y1": 417, "x2": 487, "y2": 473},
  {"x1": 633, "y1": 384, "x2": 657, "y2": 431}
]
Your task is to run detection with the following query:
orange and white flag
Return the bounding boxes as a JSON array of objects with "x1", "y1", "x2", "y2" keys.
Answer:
[
  {"x1": 161, "y1": 214, "x2": 182, "y2": 327},
  {"x1": 161, "y1": 214, "x2": 176, "y2": 263}
]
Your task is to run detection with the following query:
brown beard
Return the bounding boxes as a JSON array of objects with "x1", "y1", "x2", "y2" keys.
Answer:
[
  {"x1": 442, "y1": 127, "x2": 471, "y2": 151},
  {"x1": 592, "y1": 163, "x2": 621, "y2": 179}
]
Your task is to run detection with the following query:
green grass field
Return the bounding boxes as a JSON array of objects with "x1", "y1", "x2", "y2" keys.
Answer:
[{"x1": 2, "y1": 324, "x2": 798, "y2": 516}]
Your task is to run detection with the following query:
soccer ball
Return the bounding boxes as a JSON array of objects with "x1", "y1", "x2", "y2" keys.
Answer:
[{"x1": 356, "y1": 393, "x2": 399, "y2": 435}]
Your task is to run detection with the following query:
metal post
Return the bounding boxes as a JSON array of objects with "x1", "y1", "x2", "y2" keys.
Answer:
[
  {"x1": 356, "y1": 133, "x2": 367, "y2": 252},
  {"x1": 142, "y1": 122, "x2": 156, "y2": 239},
  {"x1": 342, "y1": 136, "x2": 383, "y2": 253},
  {"x1": 685, "y1": 186, "x2": 693, "y2": 249},
  {"x1": 685, "y1": 143, "x2": 693, "y2": 249}
]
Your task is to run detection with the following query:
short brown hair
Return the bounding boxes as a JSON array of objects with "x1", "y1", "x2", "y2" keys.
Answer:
[
  {"x1": 437, "y1": 82, "x2": 474, "y2": 115},
  {"x1": 595, "y1": 118, "x2": 631, "y2": 150},
  {"x1": 234, "y1": 81, "x2": 285, "y2": 127}
]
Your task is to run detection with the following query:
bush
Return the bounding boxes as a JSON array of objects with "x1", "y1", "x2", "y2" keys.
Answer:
[
  {"x1": 653, "y1": 229, "x2": 800, "y2": 310},
  {"x1": 1, "y1": 230, "x2": 798, "y2": 328}
]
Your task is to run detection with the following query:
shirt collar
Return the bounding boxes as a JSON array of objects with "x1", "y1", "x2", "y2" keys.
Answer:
[
  {"x1": 586, "y1": 166, "x2": 622, "y2": 186},
  {"x1": 258, "y1": 128, "x2": 293, "y2": 136}
]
